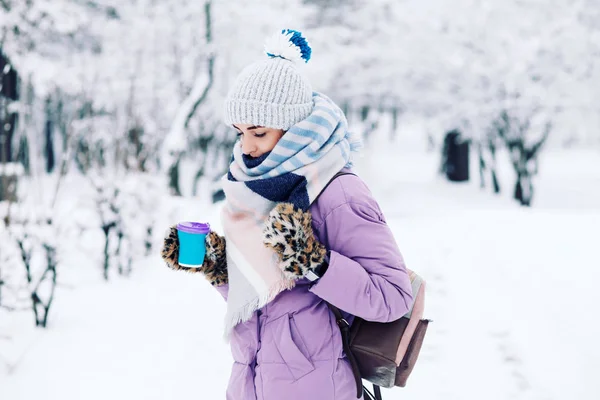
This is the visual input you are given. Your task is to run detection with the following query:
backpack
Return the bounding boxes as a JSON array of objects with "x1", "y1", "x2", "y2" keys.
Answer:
[{"x1": 322, "y1": 172, "x2": 431, "y2": 400}]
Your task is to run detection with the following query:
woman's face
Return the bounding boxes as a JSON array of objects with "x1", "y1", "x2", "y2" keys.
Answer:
[{"x1": 233, "y1": 124, "x2": 284, "y2": 158}]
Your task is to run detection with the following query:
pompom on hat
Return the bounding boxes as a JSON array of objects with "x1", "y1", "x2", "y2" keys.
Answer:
[{"x1": 224, "y1": 29, "x2": 314, "y2": 131}]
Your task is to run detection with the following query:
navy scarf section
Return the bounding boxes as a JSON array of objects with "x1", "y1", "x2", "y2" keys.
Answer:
[{"x1": 227, "y1": 152, "x2": 311, "y2": 211}]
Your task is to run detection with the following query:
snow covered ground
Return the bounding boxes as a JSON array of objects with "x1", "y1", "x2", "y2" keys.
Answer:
[{"x1": 1, "y1": 144, "x2": 599, "y2": 400}]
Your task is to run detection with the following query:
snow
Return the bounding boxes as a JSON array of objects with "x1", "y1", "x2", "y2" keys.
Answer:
[
  {"x1": 1, "y1": 142, "x2": 599, "y2": 400},
  {"x1": 0, "y1": 163, "x2": 24, "y2": 176},
  {"x1": 0, "y1": 261, "x2": 230, "y2": 399},
  {"x1": 1, "y1": 1, "x2": 599, "y2": 397}
]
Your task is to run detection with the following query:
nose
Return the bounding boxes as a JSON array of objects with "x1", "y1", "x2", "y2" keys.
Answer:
[{"x1": 241, "y1": 137, "x2": 257, "y2": 156}]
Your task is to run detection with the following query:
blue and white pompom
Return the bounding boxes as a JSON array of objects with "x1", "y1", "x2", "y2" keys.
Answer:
[{"x1": 264, "y1": 29, "x2": 312, "y2": 64}]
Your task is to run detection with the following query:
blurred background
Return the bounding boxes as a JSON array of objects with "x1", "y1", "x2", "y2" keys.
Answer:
[{"x1": 1, "y1": 0, "x2": 599, "y2": 399}]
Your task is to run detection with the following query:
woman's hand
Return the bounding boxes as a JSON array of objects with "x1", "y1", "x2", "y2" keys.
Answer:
[
  {"x1": 161, "y1": 226, "x2": 228, "y2": 286},
  {"x1": 263, "y1": 203, "x2": 328, "y2": 280}
]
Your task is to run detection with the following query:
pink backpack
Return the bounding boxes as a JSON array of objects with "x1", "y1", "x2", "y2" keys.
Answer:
[{"x1": 328, "y1": 270, "x2": 429, "y2": 400}]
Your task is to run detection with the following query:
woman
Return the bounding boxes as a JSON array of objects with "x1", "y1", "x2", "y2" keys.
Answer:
[{"x1": 162, "y1": 29, "x2": 413, "y2": 400}]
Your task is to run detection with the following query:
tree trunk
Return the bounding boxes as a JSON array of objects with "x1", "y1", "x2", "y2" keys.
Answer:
[
  {"x1": 0, "y1": 52, "x2": 19, "y2": 165},
  {"x1": 514, "y1": 172, "x2": 533, "y2": 206},
  {"x1": 145, "y1": 226, "x2": 153, "y2": 256},
  {"x1": 164, "y1": 1, "x2": 215, "y2": 195},
  {"x1": 168, "y1": 155, "x2": 182, "y2": 196},
  {"x1": 102, "y1": 222, "x2": 116, "y2": 280},
  {"x1": 39, "y1": 244, "x2": 57, "y2": 328},
  {"x1": 45, "y1": 97, "x2": 56, "y2": 173},
  {"x1": 478, "y1": 145, "x2": 486, "y2": 189},
  {"x1": 29, "y1": 243, "x2": 58, "y2": 328},
  {"x1": 116, "y1": 229, "x2": 124, "y2": 275},
  {"x1": 16, "y1": 135, "x2": 30, "y2": 175},
  {"x1": 0, "y1": 110, "x2": 17, "y2": 163},
  {"x1": 491, "y1": 170, "x2": 500, "y2": 194},
  {"x1": 45, "y1": 119, "x2": 55, "y2": 173},
  {"x1": 391, "y1": 107, "x2": 399, "y2": 141}
]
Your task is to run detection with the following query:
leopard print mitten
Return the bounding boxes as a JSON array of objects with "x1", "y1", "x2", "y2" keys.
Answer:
[{"x1": 263, "y1": 203, "x2": 328, "y2": 280}]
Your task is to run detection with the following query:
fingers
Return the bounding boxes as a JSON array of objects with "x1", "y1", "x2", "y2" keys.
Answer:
[
  {"x1": 262, "y1": 203, "x2": 324, "y2": 280},
  {"x1": 161, "y1": 226, "x2": 180, "y2": 269},
  {"x1": 205, "y1": 231, "x2": 226, "y2": 259}
]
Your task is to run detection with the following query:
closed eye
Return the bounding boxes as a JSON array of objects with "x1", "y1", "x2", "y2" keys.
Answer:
[{"x1": 254, "y1": 132, "x2": 266, "y2": 138}]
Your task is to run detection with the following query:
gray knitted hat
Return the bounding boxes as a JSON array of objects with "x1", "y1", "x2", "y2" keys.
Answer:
[{"x1": 224, "y1": 29, "x2": 314, "y2": 130}]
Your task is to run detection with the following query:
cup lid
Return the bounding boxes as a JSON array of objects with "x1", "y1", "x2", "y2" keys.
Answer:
[{"x1": 176, "y1": 222, "x2": 211, "y2": 234}]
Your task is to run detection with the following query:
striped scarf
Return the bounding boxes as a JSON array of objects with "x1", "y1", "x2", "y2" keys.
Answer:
[{"x1": 221, "y1": 92, "x2": 360, "y2": 335}]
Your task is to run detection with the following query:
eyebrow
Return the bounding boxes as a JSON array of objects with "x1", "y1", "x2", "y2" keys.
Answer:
[{"x1": 232, "y1": 124, "x2": 264, "y2": 130}]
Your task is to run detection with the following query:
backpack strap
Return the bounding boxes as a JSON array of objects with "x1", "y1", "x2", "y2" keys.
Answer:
[
  {"x1": 329, "y1": 303, "x2": 383, "y2": 399},
  {"x1": 363, "y1": 385, "x2": 383, "y2": 400},
  {"x1": 314, "y1": 171, "x2": 357, "y2": 204},
  {"x1": 328, "y1": 304, "x2": 363, "y2": 398}
]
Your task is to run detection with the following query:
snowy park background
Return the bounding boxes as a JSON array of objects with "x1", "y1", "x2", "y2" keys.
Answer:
[{"x1": 1, "y1": 1, "x2": 599, "y2": 399}]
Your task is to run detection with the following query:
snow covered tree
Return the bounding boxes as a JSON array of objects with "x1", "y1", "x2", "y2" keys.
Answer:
[
  {"x1": 492, "y1": 109, "x2": 551, "y2": 206},
  {"x1": 1, "y1": 190, "x2": 61, "y2": 328},
  {"x1": 161, "y1": 0, "x2": 310, "y2": 197},
  {"x1": 2, "y1": 0, "x2": 596, "y2": 210}
]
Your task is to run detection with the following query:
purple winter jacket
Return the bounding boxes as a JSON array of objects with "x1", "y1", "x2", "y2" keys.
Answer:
[{"x1": 215, "y1": 171, "x2": 413, "y2": 400}]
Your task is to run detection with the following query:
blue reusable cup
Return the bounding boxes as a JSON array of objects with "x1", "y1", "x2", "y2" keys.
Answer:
[{"x1": 176, "y1": 222, "x2": 211, "y2": 267}]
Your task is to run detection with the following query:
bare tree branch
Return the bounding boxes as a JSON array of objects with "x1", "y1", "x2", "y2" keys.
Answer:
[{"x1": 527, "y1": 122, "x2": 552, "y2": 160}]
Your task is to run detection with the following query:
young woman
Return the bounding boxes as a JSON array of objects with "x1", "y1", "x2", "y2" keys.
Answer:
[{"x1": 162, "y1": 29, "x2": 413, "y2": 400}]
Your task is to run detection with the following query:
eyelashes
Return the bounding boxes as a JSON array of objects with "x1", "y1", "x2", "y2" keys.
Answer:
[{"x1": 236, "y1": 131, "x2": 266, "y2": 138}]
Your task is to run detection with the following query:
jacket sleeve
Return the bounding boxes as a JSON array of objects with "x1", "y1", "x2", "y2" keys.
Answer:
[{"x1": 309, "y1": 200, "x2": 413, "y2": 322}]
